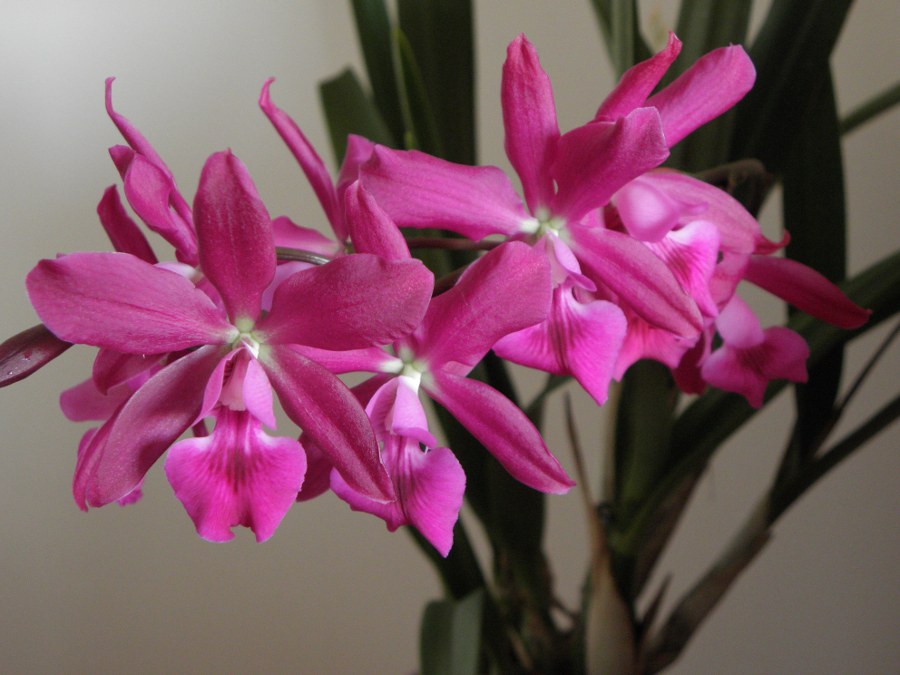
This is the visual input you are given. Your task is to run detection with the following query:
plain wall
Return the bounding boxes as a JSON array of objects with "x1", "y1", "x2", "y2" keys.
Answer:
[{"x1": 0, "y1": 2, "x2": 897, "y2": 672}]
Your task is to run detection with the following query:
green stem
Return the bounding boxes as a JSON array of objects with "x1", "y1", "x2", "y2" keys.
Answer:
[{"x1": 841, "y1": 81, "x2": 900, "y2": 135}]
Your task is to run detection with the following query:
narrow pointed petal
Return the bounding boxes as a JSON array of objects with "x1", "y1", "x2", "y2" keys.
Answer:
[
  {"x1": 744, "y1": 256, "x2": 870, "y2": 328},
  {"x1": 27, "y1": 253, "x2": 235, "y2": 353},
  {"x1": 596, "y1": 33, "x2": 682, "y2": 120},
  {"x1": 645, "y1": 220, "x2": 721, "y2": 317},
  {"x1": 105, "y1": 78, "x2": 174, "y2": 180},
  {"x1": 362, "y1": 146, "x2": 530, "y2": 239},
  {"x1": 494, "y1": 287, "x2": 627, "y2": 406},
  {"x1": 260, "y1": 79, "x2": 342, "y2": 237},
  {"x1": 427, "y1": 371, "x2": 573, "y2": 494},
  {"x1": 60, "y1": 377, "x2": 134, "y2": 422},
  {"x1": 272, "y1": 216, "x2": 342, "y2": 259},
  {"x1": 646, "y1": 45, "x2": 756, "y2": 147},
  {"x1": 344, "y1": 182, "x2": 410, "y2": 261},
  {"x1": 165, "y1": 408, "x2": 306, "y2": 542},
  {"x1": 258, "y1": 254, "x2": 432, "y2": 350},
  {"x1": 77, "y1": 345, "x2": 225, "y2": 507},
  {"x1": 417, "y1": 242, "x2": 551, "y2": 373},
  {"x1": 291, "y1": 345, "x2": 398, "y2": 375},
  {"x1": 194, "y1": 151, "x2": 275, "y2": 323},
  {"x1": 336, "y1": 134, "x2": 376, "y2": 203},
  {"x1": 551, "y1": 109, "x2": 669, "y2": 221},
  {"x1": 571, "y1": 227, "x2": 702, "y2": 337},
  {"x1": 92, "y1": 349, "x2": 156, "y2": 395},
  {"x1": 702, "y1": 327, "x2": 808, "y2": 408},
  {"x1": 243, "y1": 357, "x2": 277, "y2": 429},
  {"x1": 260, "y1": 345, "x2": 394, "y2": 502},
  {"x1": 502, "y1": 34, "x2": 560, "y2": 212},
  {"x1": 0, "y1": 324, "x2": 71, "y2": 388},
  {"x1": 97, "y1": 185, "x2": 157, "y2": 263}
]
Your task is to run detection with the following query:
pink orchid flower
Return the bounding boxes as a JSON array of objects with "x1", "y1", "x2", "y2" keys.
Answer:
[{"x1": 27, "y1": 150, "x2": 435, "y2": 541}]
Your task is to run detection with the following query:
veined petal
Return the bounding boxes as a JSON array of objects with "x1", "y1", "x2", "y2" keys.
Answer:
[
  {"x1": 272, "y1": 216, "x2": 342, "y2": 259},
  {"x1": 571, "y1": 227, "x2": 702, "y2": 337},
  {"x1": 76, "y1": 345, "x2": 225, "y2": 508},
  {"x1": 613, "y1": 310, "x2": 698, "y2": 381},
  {"x1": 336, "y1": 135, "x2": 377, "y2": 205},
  {"x1": 596, "y1": 32, "x2": 682, "y2": 120},
  {"x1": 258, "y1": 254, "x2": 433, "y2": 350},
  {"x1": 105, "y1": 78, "x2": 175, "y2": 182},
  {"x1": 260, "y1": 345, "x2": 394, "y2": 502},
  {"x1": 165, "y1": 408, "x2": 306, "y2": 542},
  {"x1": 417, "y1": 242, "x2": 551, "y2": 373},
  {"x1": 551, "y1": 108, "x2": 669, "y2": 222},
  {"x1": 27, "y1": 252, "x2": 235, "y2": 353},
  {"x1": 60, "y1": 377, "x2": 134, "y2": 422},
  {"x1": 291, "y1": 345, "x2": 397, "y2": 375},
  {"x1": 502, "y1": 34, "x2": 560, "y2": 212},
  {"x1": 646, "y1": 45, "x2": 756, "y2": 147},
  {"x1": 259, "y1": 79, "x2": 342, "y2": 237},
  {"x1": 194, "y1": 151, "x2": 275, "y2": 324},
  {"x1": 366, "y1": 376, "x2": 436, "y2": 447},
  {"x1": 297, "y1": 435, "x2": 333, "y2": 502},
  {"x1": 426, "y1": 371, "x2": 573, "y2": 494},
  {"x1": 362, "y1": 146, "x2": 530, "y2": 239},
  {"x1": 494, "y1": 286, "x2": 627, "y2": 406},
  {"x1": 97, "y1": 185, "x2": 157, "y2": 263},
  {"x1": 344, "y1": 182, "x2": 411, "y2": 261},
  {"x1": 92, "y1": 349, "x2": 156, "y2": 395},
  {"x1": 744, "y1": 256, "x2": 870, "y2": 329}
]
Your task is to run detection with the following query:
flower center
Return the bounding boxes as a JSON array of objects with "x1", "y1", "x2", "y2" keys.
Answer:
[{"x1": 522, "y1": 207, "x2": 566, "y2": 239}]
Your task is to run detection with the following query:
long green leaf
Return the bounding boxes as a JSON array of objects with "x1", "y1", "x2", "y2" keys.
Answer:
[
  {"x1": 318, "y1": 68, "x2": 395, "y2": 163},
  {"x1": 730, "y1": 0, "x2": 852, "y2": 174},
  {"x1": 589, "y1": 0, "x2": 651, "y2": 77},
  {"x1": 420, "y1": 589, "x2": 485, "y2": 675},
  {"x1": 398, "y1": 0, "x2": 475, "y2": 164},
  {"x1": 841, "y1": 80, "x2": 900, "y2": 135},
  {"x1": 394, "y1": 28, "x2": 443, "y2": 155},
  {"x1": 665, "y1": 0, "x2": 753, "y2": 171},
  {"x1": 349, "y1": 0, "x2": 405, "y2": 142}
]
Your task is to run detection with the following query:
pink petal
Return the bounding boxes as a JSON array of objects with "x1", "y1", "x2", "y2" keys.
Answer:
[
  {"x1": 0, "y1": 324, "x2": 71, "y2": 388},
  {"x1": 105, "y1": 78, "x2": 175, "y2": 183},
  {"x1": 646, "y1": 45, "x2": 756, "y2": 147},
  {"x1": 645, "y1": 219, "x2": 721, "y2": 317},
  {"x1": 259, "y1": 79, "x2": 342, "y2": 238},
  {"x1": 60, "y1": 377, "x2": 134, "y2": 422},
  {"x1": 596, "y1": 32, "x2": 682, "y2": 120},
  {"x1": 260, "y1": 345, "x2": 394, "y2": 502},
  {"x1": 194, "y1": 151, "x2": 275, "y2": 323},
  {"x1": 258, "y1": 254, "x2": 433, "y2": 350},
  {"x1": 343, "y1": 182, "x2": 411, "y2": 261},
  {"x1": 96, "y1": 185, "x2": 157, "y2": 263},
  {"x1": 415, "y1": 242, "x2": 551, "y2": 374},
  {"x1": 502, "y1": 34, "x2": 560, "y2": 212},
  {"x1": 332, "y1": 436, "x2": 464, "y2": 557},
  {"x1": 614, "y1": 175, "x2": 692, "y2": 242},
  {"x1": 550, "y1": 108, "x2": 669, "y2": 221},
  {"x1": 716, "y1": 294, "x2": 764, "y2": 348},
  {"x1": 92, "y1": 349, "x2": 156, "y2": 394},
  {"x1": 297, "y1": 435, "x2": 334, "y2": 502},
  {"x1": 27, "y1": 252, "x2": 235, "y2": 353},
  {"x1": 272, "y1": 216, "x2": 342, "y2": 259},
  {"x1": 165, "y1": 408, "x2": 306, "y2": 542},
  {"x1": 366, "y1": 376, "x2": 436, "y2": 447},
  {"x1": 571, "y1": 227, "x2": 702, "y2": 338},
  {"x1": 291, "y1": 345, "x2": 398, "y2": 375},
  {"x1": 362, "y1": 146, "x2": 530, "y2": 239},
  {"x1": 494, "y1": 285, "x2": 627, "y2": 405},
  {"x1": 76, "y1": 345, "x2": 225, "y2": 508},
  {"x1": 744, "y1": 256, "x2": 870, "y2": 329},
  {"x1": 426, "y1": 371, "x2": 573, "y2": 494},
  {"x1": 613, "y1": 310, "x2": 698, "y2": 380},
  {"x1": 702, "y1": 326, "x2": 809, "y2": 408},
  {"x1": 336, "y1": 134, "x2": 377, "y2": 203}
]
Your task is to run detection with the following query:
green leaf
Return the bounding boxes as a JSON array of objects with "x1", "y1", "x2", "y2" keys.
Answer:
[
  {"x1": 730, "y1": 0, "x2": 852, "y2": 174},
  {"x1": 408, "y1": 522, "x2": 486, "y2": 600},
  {"x1": 394, "y1": 28, "x2": 444, "y2": 156},
  {"x1": 349, "y1": 0, "x2": 405, "y2": 142},
  {"x1": 589, "y1": 0, "x2": 651, "y2": 77},
  {"x1": 398, "y1": 0, "x2": 475, "y2": 164},
  {"x1": 665, "y1": 0, "x2": 753, "y2": 171},
  {"x1": 841, "y1": 80, "x2": 900, "y2": 135},
  {"x1": 318, "y1": 68, "x2": 395, "y2": 163},
  {"x1": 420, "y1": 589, "x2": 485, "y2": 675},
  {"x1": 779, "y1": 70, "x2": 846, "y2": 477}
]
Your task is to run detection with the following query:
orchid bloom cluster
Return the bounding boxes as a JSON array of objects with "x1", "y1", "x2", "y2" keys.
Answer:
[{"x1": 21, "y1": 33, "x2": 866, "y2": 553}]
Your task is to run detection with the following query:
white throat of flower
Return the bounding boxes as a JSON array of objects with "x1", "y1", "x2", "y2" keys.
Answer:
[{"x1": 521, "y1": 207, "x2": 566, "y2": 239}]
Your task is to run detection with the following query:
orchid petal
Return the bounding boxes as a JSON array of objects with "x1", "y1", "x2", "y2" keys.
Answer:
[
  {"x1": 260, "y1": 345, "x2": 394, "y2": 502},
  {"x1": 291, "y1": 345, "x2": 397, "y2": 375},
  {"x1": 702, "y1": 326, "x2": 809, "y2": 408},
  {"x1": 426, "y1": 371, "x2": 573, "y2": 494},
  {"x1": 596, "y1": 32, "x2": 682, "y2": 120},
  {"x1": 261, "y1": 260, "x2": 313, "y2": 313},
  {"x1": 97, "y1": 185, "x2": 157, "y2": 263},
  {"x1": 646, "y1": 45, "x2": 756, "y2": 147},
  {"x1": 194, "y1": 151, "x2": 276, "y2": 324},
  {"x1": 258, "y1": 254, "x2": 432, "y2": 350},
  {"x1": 0, "y1": 324, "x2": 71, "y2": 389},
  {"x1": 571, "y1": 227, "x2": 702, "y2": 337},
  {"x1": 77, "y1": 345, "x2": 225, "y2": 507},
  {"x1": 366, "y1": 376, "x2": 436, "y2": 447},
  {"x1": 502, "y1": 34, "x2": 560, "y2": 212},
  {"x1": 744, "y1": 255, "x2": 870, "y2": 329},
  {"x1": 551, "y1": 108, "x2": 669, "y2": 221},
  {"x1": 27, "y1": 252, "x2": 235, "y2": 353},
  {"x1": 336, "y1": 134, "x2": 376, "y2": 204},
  {"x1": 165, "y1": 408, "x2": 305, "y2": 542},
  {"x1": 417, "y1": 242, "x2": 551, "y2": 373},
  {"x1": 105, "y1": 78, "x2": 174, "y2": 180},
  {"x1": 92, "y1": 349, "x2": 156, "y2": 395},
  {"x1": 243, "y1": 357, "x2": 276, "y2": 429},
  {"x1": 716, "y1": 294, "x2": 764, "y2": 348},
  {"x1": 260, "y1": 79, "x2": 342, "y2": 237},
  {"x1": 60, "y1": 377, "x2": 134, "y2": 422},
  {"x1": 362, "y1": 146, "x2": 530, "y2": 239},
  {"x1": 645, "y1": 219, "x2": 721, "y2": 317},
  {"x1": 613, "y1": 310, "x2": 698, "y2": 380},
  {"x1": 614, "y1": 175, "x2": 690, "y2": 242},
  {"x1": 297, "y1": 435, "x2": 333, "y2": 502},
  {"x1": 494, "y1": 286, "x2": 627, "y2": 405},
  {"x1": 344, "y1": 181, "x2": 411, "y2": 261},
  {"x1": 272, "y1": 216, "x2": 342, "y2": 259}
]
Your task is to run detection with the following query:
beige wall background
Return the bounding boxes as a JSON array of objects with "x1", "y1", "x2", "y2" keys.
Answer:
[{"x1": 0, "y1": 2, "x2": 897, "y2": 673}]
